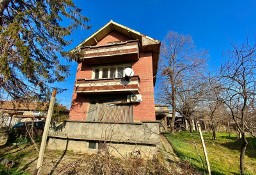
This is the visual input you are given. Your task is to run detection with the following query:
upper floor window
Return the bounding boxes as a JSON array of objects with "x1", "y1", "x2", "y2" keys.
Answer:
[{"x1": 92, "y1": 65, "x2": 131, "y2": 79}]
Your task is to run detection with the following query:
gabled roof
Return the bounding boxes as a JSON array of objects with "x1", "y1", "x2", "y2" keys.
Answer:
[
  {"x1": 74, "y1": 20, "x2": 160, "y2": 50},
  {"x1": 73, "y1": 20, "x2": 161, "y2": 84}
]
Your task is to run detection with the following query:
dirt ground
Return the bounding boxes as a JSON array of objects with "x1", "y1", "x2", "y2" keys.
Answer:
[
  {"x1": 0, "y1": 136, "x2": 199, "y2": 175},
  {"x1": 0, "y1": 144, "x2": 91, "y2": 175}
]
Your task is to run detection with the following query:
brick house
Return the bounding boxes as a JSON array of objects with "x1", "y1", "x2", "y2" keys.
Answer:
[
  {"x1": 69, "y1": 20, "x2": 160, "y2": 122},
  {"x1": 48, "y1": 21, "x2": 161, "y2": 158}
]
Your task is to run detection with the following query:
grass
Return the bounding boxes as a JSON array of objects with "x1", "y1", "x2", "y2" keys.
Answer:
[
  {"x1": 164, "y1": 131, "x2": 256, "y2": 175},
  {"x1": 0, "y1": 143, "x2": 35, "y2": 175},
  {"x1": 0, "y1": 165, "x2": 29, "y2": 175}
]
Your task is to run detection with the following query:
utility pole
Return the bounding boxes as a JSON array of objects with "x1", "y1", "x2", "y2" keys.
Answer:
[
  {"x1": 197, "y1": 123, "x2": 211, "y2": 175},
  {"x1": 35, "y1": 89, "x2": 57, "y2": 175}
]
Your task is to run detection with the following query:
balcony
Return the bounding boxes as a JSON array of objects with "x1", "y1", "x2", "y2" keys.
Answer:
[
  {"x1": 75, "y1": 76, "x2": 140, "y2": 94},
  {"x1": 80, "y1": 40, "x2": 139, "y2": 64},
  {"x1": 49, "y1": 121, "x2": 160, "y2": 145}
]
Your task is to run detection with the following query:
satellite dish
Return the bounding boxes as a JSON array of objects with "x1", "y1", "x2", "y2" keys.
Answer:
[{"x1": 124, "y1": 68, "x2": 134, "y2": 77}]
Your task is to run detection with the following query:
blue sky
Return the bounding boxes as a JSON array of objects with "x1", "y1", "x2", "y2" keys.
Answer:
[{"x1": 57, "y1": 0, "x2": 256, "y2": 108}]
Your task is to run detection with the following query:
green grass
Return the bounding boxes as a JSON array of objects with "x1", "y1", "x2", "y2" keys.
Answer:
[
  {"x1": 0, "y1": 165, "x2": 29, "y2": 175},
  {"x1": 165, "y1": 131, "x2": 256, "y2": 175},
  {"x1": 0, "y1": 143, "x2": 38, "y2": 175}
]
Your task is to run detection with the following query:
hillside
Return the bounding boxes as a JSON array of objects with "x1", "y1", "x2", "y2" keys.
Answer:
[{"x1": 165, "y1": 132, "x2": 256, "y2": 175}]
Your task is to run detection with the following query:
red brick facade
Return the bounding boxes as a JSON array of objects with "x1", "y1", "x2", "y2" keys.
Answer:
[
  {"x1": 132, "y1": 52, "x2": 155, "y2": 121},
  {"x1": 69, "y1": 23, "x2": 159, "y2": 122}
]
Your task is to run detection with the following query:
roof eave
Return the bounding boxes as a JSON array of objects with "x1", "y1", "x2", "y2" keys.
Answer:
[{"x1": 71, "y1": 20, "x2": 160, "y2": 52}]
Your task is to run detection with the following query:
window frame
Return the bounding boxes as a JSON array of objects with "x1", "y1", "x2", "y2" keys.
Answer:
[{"x1": 92, "y1": 64, "x2": 132, "y2": 79}]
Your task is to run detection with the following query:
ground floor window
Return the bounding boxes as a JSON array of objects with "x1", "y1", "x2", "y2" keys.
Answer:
[{"x1": 88, "y1": 141, "x2": 97, "y2": 149}]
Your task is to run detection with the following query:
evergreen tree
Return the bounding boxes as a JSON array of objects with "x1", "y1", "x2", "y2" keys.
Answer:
[{"x1": 0, "y1": 0, "x2": 89, "y2": 99}]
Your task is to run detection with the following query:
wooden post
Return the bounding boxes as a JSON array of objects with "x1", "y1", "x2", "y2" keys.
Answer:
[
  {"x1": 35, "y1": 89, "x2": 57, "y2": 175},
  {"x1": 164, "y1": 115, "x2": 168, "y2": 131},
  {"x1": 197, "y1": 123, "x2": 211, "y2": 175},
  {"x1": 185, "y1": 119, "x2": 189, "y2": 131},
  {"x1": 192, "y1": 119, "x2": 196, "y2": 131},
  {"x1": 8, "y1": 114, "x2": 13, "y2": 130}
]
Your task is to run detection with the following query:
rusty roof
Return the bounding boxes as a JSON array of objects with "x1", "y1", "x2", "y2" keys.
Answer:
[{"x1": 0, "y1": 101, "x2": 48, "y2": 111}]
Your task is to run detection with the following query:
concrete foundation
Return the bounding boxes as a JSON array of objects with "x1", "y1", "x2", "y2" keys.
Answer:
[{"x1": 48, "y1": 120, "x2": 160, "y2": 158}]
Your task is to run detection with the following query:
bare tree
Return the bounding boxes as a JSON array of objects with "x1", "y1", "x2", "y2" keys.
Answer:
[
  {"x1": 203, "y1": 76, "x2": 228, "y2": 139},
  {"x1": 158, "y1": 31, "x2": 208, "y2": 132},
  {"x1": 246, "y1": 102, "x2": 256, "y2": 137},
  {"x1": 220, "y1": 40, "x2": 256, "y2": 174},
  {"x1": 175, "y1": 77, "x2": 207, "y2": 132}
]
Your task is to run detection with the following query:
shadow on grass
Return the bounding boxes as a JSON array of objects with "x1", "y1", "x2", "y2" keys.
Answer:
[
  {"x1": 20, "y1": 157, "x2": 38, "y2": 171},
  {"x1": 211, "y1": 170, "x2": 227, "y2": 175},
  {"x1": 49, "y1": 139, "x2": 69, "y2": 175},
  {"x1": 4, "y1": 144, "x2": 31, "y2": 156},
  {"x1": 220, "y1": 137, "x2": 256, "y2": 159},
  {"x1": 169, "y1": 145, "x2": 207, "y2": 174},
  {"x1": 219, "y1": 135, "x2": 237, "y2": 140}
]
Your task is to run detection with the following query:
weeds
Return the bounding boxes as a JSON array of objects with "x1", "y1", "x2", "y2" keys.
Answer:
[{"x1": 54, "y1": 148, "x2": 170, "y2": 175}]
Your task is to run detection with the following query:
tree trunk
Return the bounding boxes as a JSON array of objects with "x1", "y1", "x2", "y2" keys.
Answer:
[
  {"x1": 170, "y1": 83, "x2": 176, "y2": 133},
  {"x1": 189, "y1": 118, "x2": 193, "y2": 133},
  {"x1": 240, "y1": 132, "x2": 248, "y2": 175},
  {"x1": 211, "y1": 123, "x2": 216, "y2": 140},
  {"x1": 170, "y1": 115, "x2": 175, "y2": 133},
  {"x1": 238, "y1": 131, "x2": 242, "y2": 139},
  {"x1": 212, "y1": 127, "x2": 216, "y2": 140},
  {"x1": 185, "y1": 119, "x2": 189, "y2": 131},
  {"x1": 192, "y1": 119, "x2": 196, "y2": 131},
  {"x1": 194, "y1": 119, "x2": 198, "y2": 131},
  {"x1": 227, "y1": 121, "x2": 231, "y2": 138}
]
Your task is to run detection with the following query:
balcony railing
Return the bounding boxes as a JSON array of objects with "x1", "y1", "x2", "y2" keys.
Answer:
[
  {"x1": 80, "y1": 40, "x2": 139, "y2": 64},
  {"x1": 75, "y1": 76, "x2": 140, "y2": 94}
]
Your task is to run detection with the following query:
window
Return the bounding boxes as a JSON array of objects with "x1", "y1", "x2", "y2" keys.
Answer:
[
  {"x1": 102, "y1": 68, "x2": 108, "y2": 78},
  {"x1": 110, "y1": 67, "x2": 116, "y2": 78},
  {"x1": 88, "y1": 141, "x2": 97, "y2": 149},
  {"x1": 92, "y1": 65, "x2": 131, "y2": 79},
  {"x1": 94, "y1": 69, "x2": 100, "y2": 79},
  {"x1": 117, "y1": 67, "x2": 123, "y2": 78}
]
